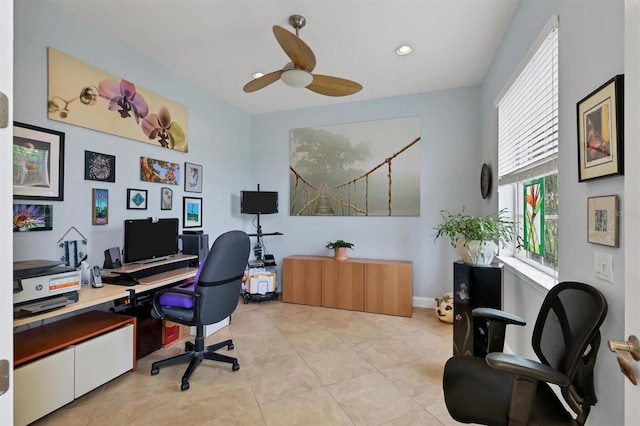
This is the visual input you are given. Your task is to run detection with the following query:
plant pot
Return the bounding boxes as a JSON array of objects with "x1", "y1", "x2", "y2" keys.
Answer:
[
  {"x1": 456, "y1": 239, "x2": 498, "y2": 266},
  {"x1": 334, "y1": 247, "x2": 348, "y2": 261}
]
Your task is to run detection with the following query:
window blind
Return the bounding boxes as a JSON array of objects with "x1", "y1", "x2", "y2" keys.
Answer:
[{"x1": 498, "y1": 21, "x2": 558, "y2": 185}]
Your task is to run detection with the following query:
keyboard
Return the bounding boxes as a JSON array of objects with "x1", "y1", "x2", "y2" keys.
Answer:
[{"x1": 101, "y1": 275, "x2": 136, "y2": 286}]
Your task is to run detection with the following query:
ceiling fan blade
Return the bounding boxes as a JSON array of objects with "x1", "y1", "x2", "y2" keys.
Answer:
[
  {"x1": 243, "y1": 70, "x2": 282, "y2": 93},
  {"x1": 273, "y1": 25, "x2": 316, "y2": 72},
  {"x1": 306, "y1": 75, "x2": 363, "y2": 97}
]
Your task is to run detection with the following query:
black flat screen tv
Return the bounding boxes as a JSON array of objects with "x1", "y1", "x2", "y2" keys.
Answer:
[
  {"x1": 241, "y1": 191, "x2": 278, "y2": 215},
  {"x1": 123, "y1": 218, "x2": 179, "y2": 264}
]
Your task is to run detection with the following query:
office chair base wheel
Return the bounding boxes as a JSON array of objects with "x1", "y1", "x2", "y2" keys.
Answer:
[
  {"x1": 228, "y1": 343, "x2": 235, "y2": 350},
  {"x1": 151, "y1": 367, "x2": 159, "y2": 375},
  {"x1": 232, "y1": 362, "x2": 240, "y2": 372},
  {"x1": 181, "y1": 381, "x2": 190, "y2": 391}
]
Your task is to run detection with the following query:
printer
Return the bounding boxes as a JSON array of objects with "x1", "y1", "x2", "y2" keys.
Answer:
[{"x1": 13, "y1": 260, "x2": 81, "y2": 318}]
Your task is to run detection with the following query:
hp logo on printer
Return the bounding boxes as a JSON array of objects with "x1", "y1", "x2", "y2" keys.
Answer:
[{"x1": 35, "y1": 284, "x2": 43, "y2": 291}]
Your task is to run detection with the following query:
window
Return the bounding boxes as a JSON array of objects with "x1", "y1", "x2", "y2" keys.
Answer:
[{"x1": 497, "y1": 17, "x2": 558, "y2": 276}]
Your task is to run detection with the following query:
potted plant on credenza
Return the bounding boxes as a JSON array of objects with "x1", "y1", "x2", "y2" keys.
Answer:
[{"x1": 325, "y1": 239, "x2": 355, "y2": 261}]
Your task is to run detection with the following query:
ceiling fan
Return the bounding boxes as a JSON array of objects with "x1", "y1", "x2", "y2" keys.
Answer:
[{"x1": 243, "y1": 15, "x2": 363, "y2": 97}]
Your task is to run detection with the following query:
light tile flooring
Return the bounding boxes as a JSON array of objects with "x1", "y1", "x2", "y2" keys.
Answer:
[{"x1": 33, "y1": 299, "x2": 458, "y2": 426}]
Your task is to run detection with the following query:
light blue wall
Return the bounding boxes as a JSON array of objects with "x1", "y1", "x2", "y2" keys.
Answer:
[
  {"x1": 13, "y1": 1, "x2": 253, "y2": 265},
  {"x1": 251, "y1": 88, "x2": 483, "y2": 300},
  {"x1": 480, "y1": 1, "x2": 625, "y2": 424}
]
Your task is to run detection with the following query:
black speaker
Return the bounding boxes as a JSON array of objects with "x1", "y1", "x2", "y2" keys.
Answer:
[
  {"x1": 103, "y1": 247, "x2": 122, "y2": 269},
  {"x1": 179, "y1": 234, "x2": 209, "y2": 265}
]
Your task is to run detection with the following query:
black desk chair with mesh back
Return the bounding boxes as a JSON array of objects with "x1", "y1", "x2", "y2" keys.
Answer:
[
  {"x1": 443, "y1": 281, "x2": 608, "y2": 426},
  {"x1": 150, "y1": 230, "x2": 250, "y2": 391}
]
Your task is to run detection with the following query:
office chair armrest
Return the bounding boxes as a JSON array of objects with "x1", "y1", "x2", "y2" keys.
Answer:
[
  {"x1": 472, "y1": 307, "x2": 526, "y2": 326},
  {"x1": 486, "y1": 352, "x2": 570, "y2": 386},
  {"x1": 151, "y1": 287, "x2": 200, "y2": 319},
  {"x1": 473, "y1": 308, "x2": 526, "y2": 353}
]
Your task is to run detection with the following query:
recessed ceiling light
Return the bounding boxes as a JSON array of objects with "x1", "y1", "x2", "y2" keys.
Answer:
[
  {"x1": 252, "y1": 72, "x2": 264, "y2": 79},
  {"x1": 395, "y1": 45, "x2": 412, "y2": 56}
]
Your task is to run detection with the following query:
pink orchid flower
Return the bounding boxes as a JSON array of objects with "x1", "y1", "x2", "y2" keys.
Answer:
[{"x1": 98, "y1": 79, "x2": 149, "y2": 123}]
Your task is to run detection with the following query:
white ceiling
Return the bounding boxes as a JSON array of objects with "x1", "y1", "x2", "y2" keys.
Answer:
[{"x1": 48, "y1": 0, "x2": 519, "y2": 115}]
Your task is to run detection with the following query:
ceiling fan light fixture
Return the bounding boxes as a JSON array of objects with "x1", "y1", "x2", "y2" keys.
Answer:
[
  {"x1": 252, "y1": 72, "x2": 264, "y2": 79},
  {"x1": 281, "y1": 68, "x2": 313, "y2": 87},
  {"x1": 395, "y1": 45, "x2": 412, "y2": 56}
]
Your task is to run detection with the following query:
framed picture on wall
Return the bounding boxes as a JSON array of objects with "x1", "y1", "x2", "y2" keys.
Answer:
[
  {"x1": 587, "y1": 195, "x2": 619, "y2": 247},
  {"x1": 13, "y1": 122, "x2": 65, "y2": 201},
  {"x1": 183, "y1": 197, "x2": 202, "y2": 228},
  {"x1": 92, "y1": 188, "x2": 108, "y2": 225},
  {"x1": 161, "y1": 187, "x2": 173, "y2": 210},
  {"x1": 184, "y1": 162, "x2": 202, "y2": 193},
  {"x1": 84, "y1": 150, "x2": 116, "y2": 182},
  {"x1": 12, "y1": 204, "x2": 53, "y2": 232},
  {"x1": 127, "y1": 188, "x2": 148, "y2": 210},
  {"x1": 577, "y1": 75, "x2": 624, "y2": 181}
]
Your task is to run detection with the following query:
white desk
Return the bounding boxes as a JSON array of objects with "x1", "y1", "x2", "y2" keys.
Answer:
[{"x1": 13, "y1": 254, "x2": 198, "y2": 328}]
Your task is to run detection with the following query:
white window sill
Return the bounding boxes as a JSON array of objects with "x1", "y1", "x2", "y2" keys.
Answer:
[{"x1": 496, "y1": 255, "x2": 558, "y2": 294}]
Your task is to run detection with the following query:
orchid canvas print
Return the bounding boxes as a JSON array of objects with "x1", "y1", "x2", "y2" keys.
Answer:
[{"x1": 48, "y1": 48, "x2": 188, "y2": 152}]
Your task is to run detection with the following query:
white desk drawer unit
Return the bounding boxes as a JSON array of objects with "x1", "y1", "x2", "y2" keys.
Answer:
[
  {"x1": 14, "y1": 346, "x2": 75, "y2": 426},
  {"x1": 14, "y1": 311, "x2": 136, "y2": 425}
]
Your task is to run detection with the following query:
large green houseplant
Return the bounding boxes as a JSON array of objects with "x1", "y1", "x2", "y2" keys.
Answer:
[{"x1": 434, "y1": 207, "x2": 514, "y2": 266}]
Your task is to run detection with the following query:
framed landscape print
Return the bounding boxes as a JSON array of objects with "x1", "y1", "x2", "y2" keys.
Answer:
[
  {"x1": 92, "y1": 188, "x2": 108, "y2": 225},
  {"x1": 13, "y1": 204, "x2": 53, "y2": 232},
  {"x1": 183, "y1": 197, "x2": 202, "y2": 228},
  {"x1": 587, "y1": 195, "x2": 619, "y2": 247},
  {"x1": 184, "y1": 162, "x2": 202, "y2": 193},
  {"x1": 13, "y1": 122, "x2": 65, "y2": 200},
  {"x1": 140, "y1": 157, "x2": 180, "y2": 185},
  {"x1": 85, "y1": 150, "x2": 116, "y2": 182},
  {"x1": 577, "y1": 75, "x2": 624, "y2": 181},
  {"x1": 127, "y1": 188, "x2": 148, "y2": 210}
]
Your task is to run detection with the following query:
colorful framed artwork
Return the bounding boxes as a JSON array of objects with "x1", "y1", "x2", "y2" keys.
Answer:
[
  {"x1": 92, "y1": 188, "x2": 108, "y2": 225},
  {"x1": 161, "y1": 187, "x2": 173, "y2": 210},
  {"x1": 84, "y1": 150, "x2": 116, "y2": 182},
  {"x1": 183, "y1": 197, "x2": 202, "y2": 228},
  {"x1": 127, "y1": 188, "x2": 148, "y2": 210},
  {"x1": 577, "y1": 74, "x2": 624, "y2": 181},
  {"x1": 12, "y1": 204, "x2": 53, "y2": 232},
  {"x1": 184, "y1": 162, "x2": 203, "y2": 193},
  {"x1": 523, "y1": 178, "x2": 544, "y2": 255},
  {"x1": 140, "y1": 157, "x2": 180, "y2": 185},
  {"x1": 48, "y1": 47, "x2": 189, "y2": 152},
  {"x1": 588, "y1": 195, "x2": 619, "y2": 247},
  {"x1": 13, "y1": 122, "x2": 65, "y2": 201}
]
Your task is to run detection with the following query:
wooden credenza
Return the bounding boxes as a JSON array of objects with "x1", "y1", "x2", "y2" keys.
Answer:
[{"x1": 282, "y1": 255, "x2": 413, "y2": 317}]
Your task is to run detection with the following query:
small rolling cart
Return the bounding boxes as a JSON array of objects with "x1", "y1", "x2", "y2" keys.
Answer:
[{"x1": 242, "y1": 257, "x2": 280, "y2": 304}]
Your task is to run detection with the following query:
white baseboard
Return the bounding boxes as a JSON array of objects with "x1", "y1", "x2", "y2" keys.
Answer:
[{"x1": 413, "y1": 296, "x2": 437, "y2": 309}]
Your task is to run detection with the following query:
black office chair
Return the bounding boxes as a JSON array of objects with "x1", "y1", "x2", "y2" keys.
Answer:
[
  {"x1": 443, "y1": 281, "x2": 608, "y2": 426},
  {"x1": 150, "y1": 230, "x2": 250, "y2": 391}
]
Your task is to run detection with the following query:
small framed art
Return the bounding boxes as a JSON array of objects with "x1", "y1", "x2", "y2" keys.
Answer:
[
  {"x1": 587, "y1": 195, "x2": 619, "y2": 247},
  {"x1": 13, "y1": 204, "x2": 53, "y2": 232},
  {"x1": 184, "y1": 162, "x2": 203, "y2": 193},
  {"x1": 183, "y1": 197, "x2": 202, "y2": 228},
  {"x1": 13, "y1": 122, "x2": 65, "y2": 200},
  {"x1": 161, "y1": 187, "x2": 173, "y2": 210},
  {"x1": 85, "y1": 150, "x2": 116, "y2": 182},
  {"x1": 92, "y1": 188, "x2": 108, "y2": 225},
  {"x1": 577, "y1": 75, "x2": 624, "y2": 181},
  {"x1": 127, "y1": 188, "x2": 148, "y2": 210}
]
